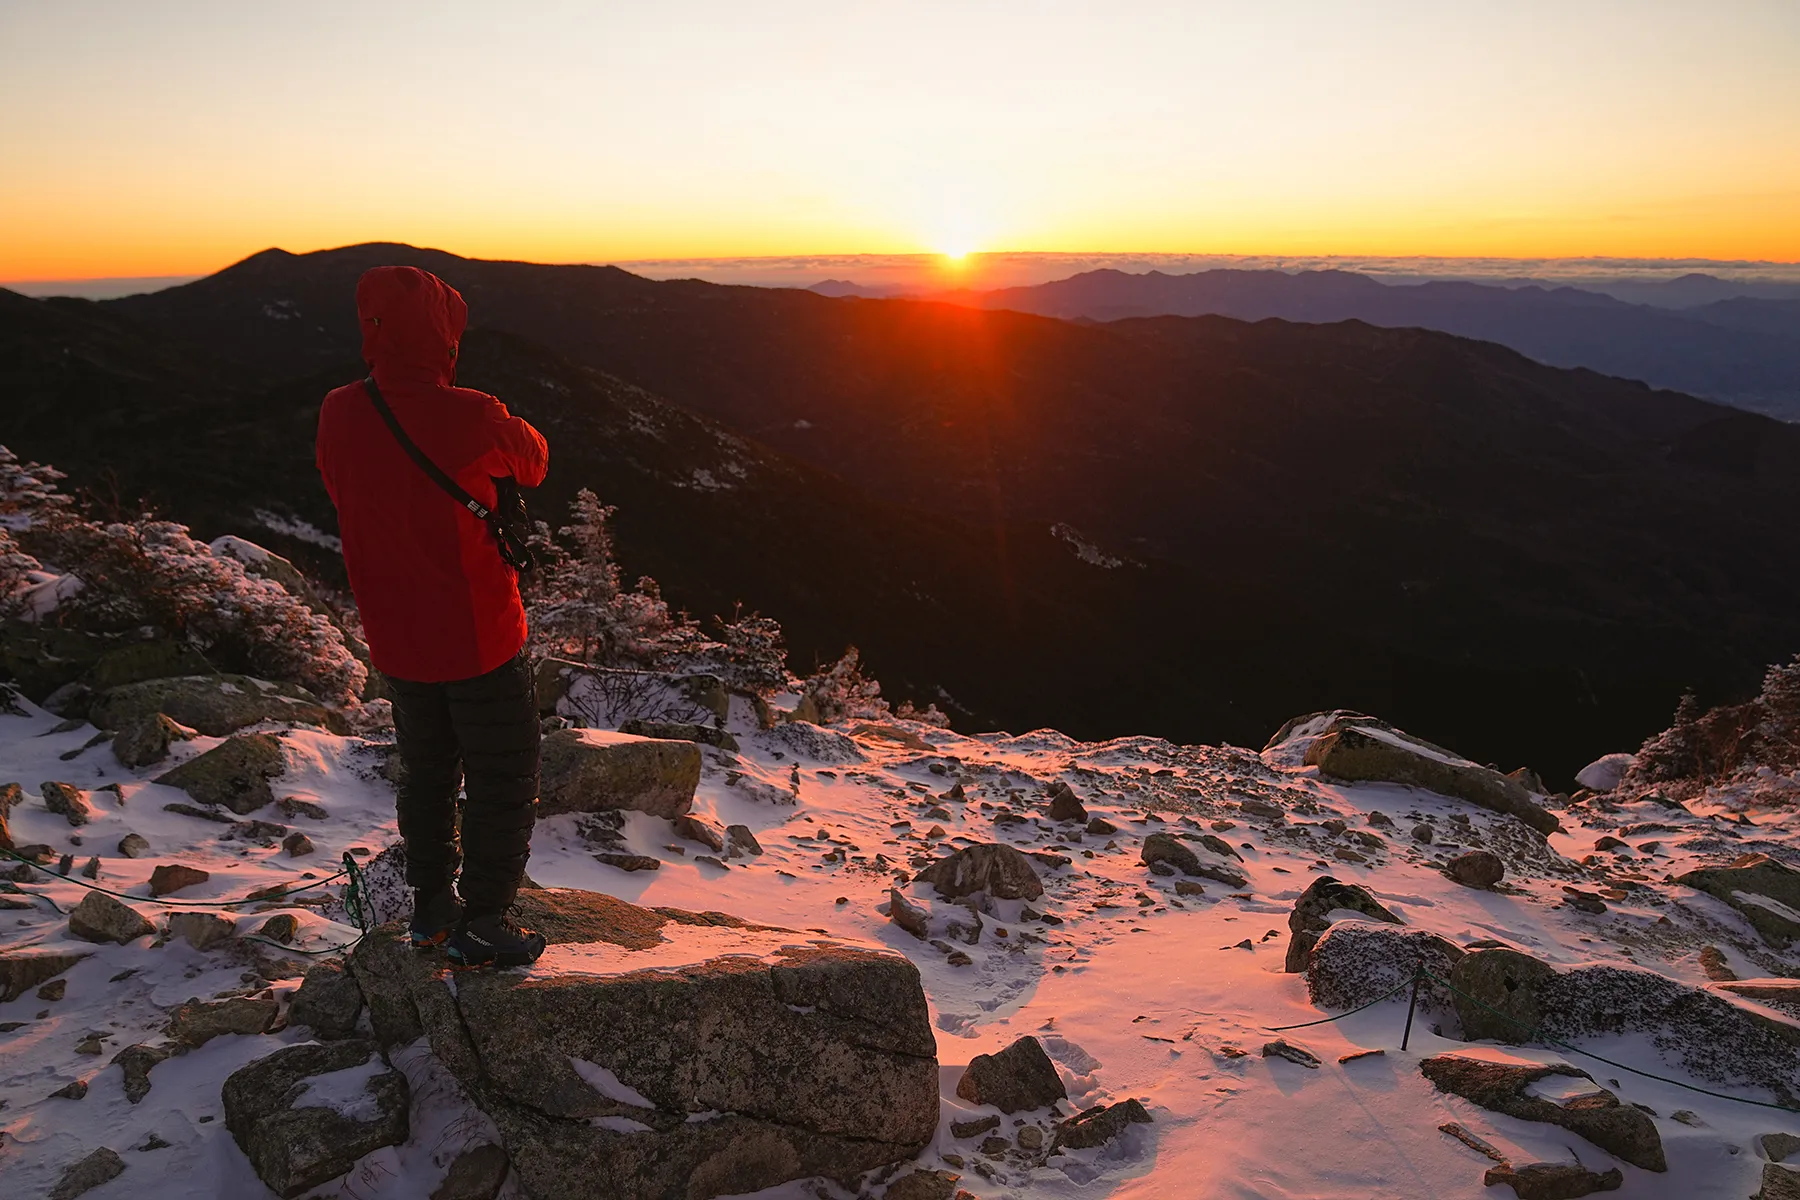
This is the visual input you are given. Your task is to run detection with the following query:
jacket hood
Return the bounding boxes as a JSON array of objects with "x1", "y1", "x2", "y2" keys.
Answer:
[{"x1": 357, "y1": 266, "x2": 468, "y2": 386}]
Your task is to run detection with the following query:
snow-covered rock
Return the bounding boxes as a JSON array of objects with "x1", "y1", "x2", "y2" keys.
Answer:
[{"x1": 1576, "y1": 752, "x2": 1636, "y2": 792}]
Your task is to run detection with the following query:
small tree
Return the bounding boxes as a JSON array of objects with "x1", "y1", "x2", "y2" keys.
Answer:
[
  {"x1": 712, "y1": 606, "x2": 789, "y2": 693},
  {"x1": 803, "y1": 647, "x2": 889, "y2": 723},
  {"x1": 1757, "y1": 653, "x2": 1800, "y2": 757},
  {"x1": 1629, "y1": 691, "x2": 1709, "y2": 785}
]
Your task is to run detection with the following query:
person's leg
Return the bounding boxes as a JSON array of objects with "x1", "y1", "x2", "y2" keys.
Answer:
[
  {"x1": 443, "y1": 651, "x2": 540, "y2": 918},
  {"x1": 384, "y1": 673, "x2": 464, "y2": 943}
]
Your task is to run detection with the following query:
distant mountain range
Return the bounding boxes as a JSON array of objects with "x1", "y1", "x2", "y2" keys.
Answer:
[
  {"x1": 918, "y1": 268, "x2": 1800, "y2": 421},
  {"x1": 6, "y1": 242, "x2": 1800, "y2": 784}
]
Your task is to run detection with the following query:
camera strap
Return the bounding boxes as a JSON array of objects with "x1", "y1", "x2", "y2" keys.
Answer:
[{"x1": 361, "y1": 375, "x2": 494, "y2": 520}]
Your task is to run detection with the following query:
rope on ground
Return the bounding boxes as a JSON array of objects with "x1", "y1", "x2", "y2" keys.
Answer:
[
  {"x1": 231, "y1": 854, "x2": 373, "y2": 959},
  {"x1": 0, "y1": 844, "x2": 347, "y2": 908},
  {"x1": 1264, "y1": 972, "x2": 1420, "y2": 1031},
  {"x1": 1419, "y1": 968, "x2": 1800, "y2": 1115}
]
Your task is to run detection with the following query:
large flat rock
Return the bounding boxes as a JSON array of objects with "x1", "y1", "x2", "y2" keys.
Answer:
[
  {"x1": 1676, "y1": 853, "x2": 1800, "y2": 949},
  {"x1": 348, "y1": 888, "x2": 939, "y2": 1200},
  {"x1": 1296, "y1": 714, "x2": 1561, "y2": 836},
  {"x1": 538, "y1": 728, "x2": 702, "y2": 819},
  {"x1": 90, "y1": 674, "x2": 345, "y2": 737}
]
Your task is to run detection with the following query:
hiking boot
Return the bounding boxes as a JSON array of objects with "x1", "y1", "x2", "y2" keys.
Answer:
[
  {"x1": 447, "y1": 911, "x2": 547, "y2": 969},
  {"x1": 409, "y1": 886, "x2": 462, "y2": 948}
]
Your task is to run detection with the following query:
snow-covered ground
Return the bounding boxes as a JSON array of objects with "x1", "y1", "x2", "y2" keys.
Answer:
[{"x1": 1, "y1": 691, "x2": 1795, "y2": 1199}]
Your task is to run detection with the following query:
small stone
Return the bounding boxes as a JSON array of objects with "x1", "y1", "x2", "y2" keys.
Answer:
[
  {"x1": 1339, "y1": 1049, "x2": 1386, "y2": 1064},
  {"x1": 112, "y1": 1042, "x2": 178, "y2": 1103},
  {"x1": 80, "y1": 856, "x2": 99, "y2": 879},
  {"x1": 1084, "y1": 815, "x2": 1116, "y2": 835},
  {"x1": 1447, "y1": 849, "x2": 1505, "y2": 889},
  {"x1": 694, "y1": 854, "x2": 728, "y2": 870},
  {"x1": 49, "y1": 1146, "x2": 125, "y2": 1200},
  {"x1": 277, "y1": 797, "x2": 329, "y2": 821},
  {"x1": 1482, "y1": 1161, "x2": 1623, "y2": 1199},
  {"x1": 148, "y1": 863, "x2": 211, "y2": 896},
  {"x1": 282, "y1": 831, "x2": 314, "y2": 857},
  {"x1": 946, "y1": 950, "x2": 973, "y2": 966},
  {"x1": 75, "y1": 1035, "x2": 104, "y2": 1055},
  {"x1": 112, "y1": 713, "x2": 190, "y2": 769},
  {"x1": 51, "y1": 1078, "x2": 90, "y2": 1099},
  {"x1": 1174, "y1": 880, "x2": 1206, "y2": 896},
  {"x1": 40, "y1": 781, "x2": 94, "y2": 827},
  {"x1": 1056, "y1": 1098, "x2": 1153, "y2": 1149},
  {"x1": 888, "y1": 888, "x2": 929, "y2": 940},
  {"x1": 116, "y1": 833, "x2": 151, "y2": 858},
  {"x1": 256, "y1": 914, "x2": 299, "y2": 944},
  {"x1": 594, "y1": 852, "x2": 661, "y2": 872},
  {"x1": 1016, "y1": 1125, "x2": 1045, "y2": 1150},
  {"x1": 979, "y1": 1135, "x2": 1011, "y2": 1156},
  {"x1": 1412, "y1": 823, "x2": 1434, "y2": 844},
  {"x1": 1261, "y1": 1039, "x2": 1321, "y2": 1068},
  {"x1": 38, "y1": 978, "x2": 67, "y2": 1001},
  {"x1": 1759, "y1": 1164, "x2": 1800, "y2": 1200},
  {"x1": 952, "y1": 1114, "x2": 1002, "y2": 1139},
  {"x1": 725, "y1": 824, "x2": 763, "y2": 857},
  {"x1": 167, "y1": 911, "x2": 235, "y2": 951},
  {"x1": 672, "y1": 814, "x2": 726, "y2": 852},
  {"x1": 1046, "y1": 781, "x2": 1087, "y2": 823},
  {"x1": 955, "y1": 1036, "x2": 1067, "y2": 1113},
  {"x1": 68, "y1": 892, "x2": 155, "y2": 944}
]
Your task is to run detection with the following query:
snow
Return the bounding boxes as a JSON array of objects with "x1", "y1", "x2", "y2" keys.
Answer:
[
  {"x1": 291, "y1": 1054, "x2": 388, "y2": 1123},
  {"x1": 207, "y1": 535, "x2": 271, "y2": 566},
  {"x1": 1, "y1": 684, "x2": 1793, "y2": 1199},
  {"x1": 569, "y1": 1059, "x2": 655, "y2": 1109},
  {"x1": 252, "y1": 509, "x2": 342, "y2": 553},
  {"x1": 1577, "y1": 753, "x2": 1636, "y2": 792}
]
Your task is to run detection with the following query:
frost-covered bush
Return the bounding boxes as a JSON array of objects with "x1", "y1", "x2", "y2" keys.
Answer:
[
  {"x1": 524, "y1": 490, "x2": 796, "y2": 693},
  {"x1": 27, "y1": 515, "x2": 365, "y2": 701},
  {"x1": 1624, "y1": 653, "x2": 1800, "y2": 794},
  {"x1": 1, "y1": 444, "x2": 364, "y2": 702},
  {"x1": 526, "y1": 488, "x2": 709, "y2": 669},
  {"x1": 801, "y1": 647, "x2": 889, "y2": 723}
]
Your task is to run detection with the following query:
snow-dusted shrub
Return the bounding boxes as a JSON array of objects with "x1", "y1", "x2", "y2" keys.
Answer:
[
  {"x1": 525, "y1": 488, "x2": 710, "y2": 670},
  {"x1": 801, "y1": 647, "x2": 889, "y2": 723},
  {"x1": 27, "y1": 514, "x2": 365, "y2": 702},
  {"x1": 0, "y1": 527, "x2": 42, "y2": 617},
  {"x1": 1624, "y1": 652, "x2": 1800, "y2": 795},
  {"x1": 711, "y1": 608, "x2": 789, "y2": 693},
  {"x1": 0, "y1": 447, "x2": 71, "y2": 526}
]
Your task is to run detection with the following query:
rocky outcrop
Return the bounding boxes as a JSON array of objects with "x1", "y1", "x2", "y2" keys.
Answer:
[
  {"x1": 343, "y1": 887, "x2": 939, "y2": 1200},
  {"x1": 1450, "y1": 947, "x2": 1800, "y2": 1096},
  {"x1": 1419, "y1": 1054, "x2": 1665, "y2": 1171},
  {"x1": 1676, "y1": 853, "x2": 1800, "y2": 948},
  {"x1": 534, "y1": 659, "x2": 727, "y2": 729},
  {"x1": 1304, "y1": 921, "x2": 1463, "y2": 1011},
  {"x1": 1288, "y1": 713, "x2": 1560, "y2": 836},
  {"x1": 222, "y1": 1039, "x2": 410, "y2": 1198},
  {"x1": 67, "y1": 892, "x2": 155, "y2": 944},
  {"x1": 1763, "y1": 1163, "x2": 1800, "y2": 1200},
  {"x1": 538, "y1": 728, "x2": 701, "y2": 819},
  {"x1": 1283, "y1": 875, "x2": 1402, "y2": 972},
  {"x1": 167, "y1": 994, "x2": 278, "y2": 1047},
  {"x1": 153, "y1": 732, "x2": 287, "y2": 814},
  {"x1": 90, "y1": 674, "x2": 345, "y2": 737},
  {"x1": 914, "y1": 843, "x2": 1044, "y2": 902},
  {"x1": 954, "y1": 1036, "x2": 1066, "y2": 1113}
]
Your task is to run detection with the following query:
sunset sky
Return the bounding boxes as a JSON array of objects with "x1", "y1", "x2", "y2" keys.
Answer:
[{"x1": 4, "y1": 0, "x2": 1799, "y2": 282}]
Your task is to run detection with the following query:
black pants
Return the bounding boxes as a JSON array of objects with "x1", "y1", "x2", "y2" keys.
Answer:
[{"x1": 383, "y1": 651, "x2": 539, "y2": 917}]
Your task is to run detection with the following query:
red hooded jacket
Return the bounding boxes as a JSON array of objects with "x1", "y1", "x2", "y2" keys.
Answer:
[{"x1": 316, "y1": 266, "x2": 548, "y2": 683}]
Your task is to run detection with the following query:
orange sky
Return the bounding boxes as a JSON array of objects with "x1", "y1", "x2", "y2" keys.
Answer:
[{"x1": 4, "y1": 1, "x2": 1799, "y2": 281}]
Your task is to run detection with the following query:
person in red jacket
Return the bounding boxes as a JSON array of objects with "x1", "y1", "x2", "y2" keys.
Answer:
[{"x1": 317, "y1": 265, "x2": 549, "y2": 967}]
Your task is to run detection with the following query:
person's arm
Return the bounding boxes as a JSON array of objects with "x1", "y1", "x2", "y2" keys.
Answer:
[
  {"x1": 315, "y1": 396, "x2": 339, "y2": 506},
  {"x1": 484, "y1": 399, "x2": 549, "y2": 487}
]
